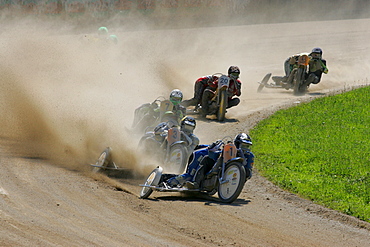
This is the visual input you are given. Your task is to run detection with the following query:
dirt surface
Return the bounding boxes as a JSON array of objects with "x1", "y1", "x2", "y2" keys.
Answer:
[{"x1": 1, "y1": 14, "x2": 370, "y2": 247}]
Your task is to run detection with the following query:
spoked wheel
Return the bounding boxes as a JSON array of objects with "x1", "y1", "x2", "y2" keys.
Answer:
[
  {"x1": 217, "y1": 90, "x2": 228, "y2": 121},
  {"x1": 218, "y1": 162, "x2": 246, "y2": 203},
  {"x1": 140, "y1": 166, "x2": 163, "y2": 199},
  {"x1": 92, "y1": 147, "x2": 112, "y2": 173},
  {"x1": 166, "y1": 144, "x2": 188, "y2": 174}
]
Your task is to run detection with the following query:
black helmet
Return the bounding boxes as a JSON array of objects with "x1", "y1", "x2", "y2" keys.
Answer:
[
  {"x1": 234, "y1": 133, "x2": 252, "y2": 151},
  {"x1": 310, "y1": 47, "x2": 323, "y2": 59},
  {"x1": 180, "y1": 116, "x2": 196, "y2": 132},
  {"x1": 228, "y1": 66, "x2": 240, "y2": 80},
  {"x1": 154, "y1": 122, "x2": 168, "y2": 135}
]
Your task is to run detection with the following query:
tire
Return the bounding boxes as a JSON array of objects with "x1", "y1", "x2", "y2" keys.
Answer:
[
  {"x1": 217, "y1": 162, "x2": 246, "y2": 203},
  {"x1": 92, "y1": 147, "x2": 112, "y2": 173},
  {"x1": 217, "y1": 90, "x2": 227, "y2": 121},
  {"x1": 140, "y1": 167, "x2": 163, "y2": 199},
  {"x1": 166, "y1": 143, "x2": 188, "y2": 174},
  {"x1": 139, "y1": 135, "x2": 162, "y2": 160},
  {"x1": 294, "y1": 68, "x2": 305, "y2": 95}
]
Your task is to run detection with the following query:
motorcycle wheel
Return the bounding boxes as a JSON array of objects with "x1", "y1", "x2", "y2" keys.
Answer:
[
  {"x1": 140, "y1": 166, "x2": 163, "y2": 199},
  {"x1": 294, "y1": 68, "x2": 305, "y2": 95},
  {"x1": 138, "y1": 135, "x2": 161, "y2": 159},
  {"x1": 217, "y1": 90, "x2": 228, "y2": 121},
  {"x1": 217, "y1": 162, "x2": 246, "y2": 203},
  {"x1": 166, "y1": 143, "x2": 188, "y2": 174},
  {"x1": 92, "y1": 147, "x2": 112, "y2": 173}
]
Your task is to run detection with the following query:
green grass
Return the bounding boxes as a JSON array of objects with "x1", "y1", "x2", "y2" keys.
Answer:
[{"x1": 250, "y1": 86, "x2": 370, "y2": 222}]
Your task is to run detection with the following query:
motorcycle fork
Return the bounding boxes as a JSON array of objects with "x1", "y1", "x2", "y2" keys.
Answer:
[{"x1": 218, "y1": 162, "x2": 228, "y2": 185}]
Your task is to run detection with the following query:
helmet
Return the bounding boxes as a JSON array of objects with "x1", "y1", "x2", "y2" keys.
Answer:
[
  {"x1": 98, "y1": 27, "x2": 109, "y2": 36},
  {"x1": 153, "y1": 122, "x2": 168, "y2": 141},
  {"x1": 234, "y1": 133, "x2": 252, "y2": 151},
  {"x1": 228, "y1": 66, "x2": 240, "y2": 80},
  {"x1": 310, "y1": 47, "x2": 323, "y2": 59},
  {"x1": 108, "y1": 34, "x2": 118, "y2": 44},
  {"x1": 180, "y1": 116, "x2": 196, "y2": 132},
  {"x1": 169, "y1": 89, "x2": 183, "y2": 106}
]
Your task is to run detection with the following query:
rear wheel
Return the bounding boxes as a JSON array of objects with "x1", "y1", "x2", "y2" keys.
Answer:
[
  {"x1": 217, "y1": 90, "x2": 228, "y2": 121},
  {"x1": 218, "y1": 162, "x2": 246, "y2": 203},
  {"x1": 92, "y1": 147, "x2": 112, "y2": 173},
  {"x1": 140, "y1": 167, "x2": 163, "y2": 199}
]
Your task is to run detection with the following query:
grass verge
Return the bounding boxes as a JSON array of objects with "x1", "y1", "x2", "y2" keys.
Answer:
[{"x1": 250, "y1": 86, "x2": 370, "y2": 222}]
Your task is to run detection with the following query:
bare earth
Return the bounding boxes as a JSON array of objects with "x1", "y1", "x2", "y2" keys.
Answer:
[{"x1": 1, "y1": 16, "x2": 370, "y2": 247}]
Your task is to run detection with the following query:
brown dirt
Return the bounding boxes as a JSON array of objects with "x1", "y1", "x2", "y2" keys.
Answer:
[{"x1": 1, "y1": 14, "x2": 370, "y2": 247}]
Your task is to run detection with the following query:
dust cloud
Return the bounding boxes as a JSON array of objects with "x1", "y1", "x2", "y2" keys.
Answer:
[
  {"x1": 0, "y1": 3, "x2": 369, "y2": 176},
  {"x1": 0, "y1": 15, "x2": 228, "y2": 175}
]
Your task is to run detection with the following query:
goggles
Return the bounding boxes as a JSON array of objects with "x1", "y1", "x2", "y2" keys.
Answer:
[
  {"x1": 182, "y1": 124, "x2": 195, "y2": 132},
  {"x1": 230, "y1": 73, "x2": 240, "y2": 79},
  {"x1": 311, "y1": 53, "x2": 321, "y2": 59},
  {"x1": 170, "y1": 97, "x2": 182, "y2": 104},
  {"x1": 240, "y1": 142, "x2": 251, "y2": 150}
]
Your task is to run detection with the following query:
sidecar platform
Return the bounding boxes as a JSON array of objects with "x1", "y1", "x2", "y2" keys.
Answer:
[
  {"x1": 139, "y1": 184, "x2": 200, "y2": 192},
  {"x1": 257, "y1": 73, "x2": 292, "y2": 92},
  {"x1": 90, "y1": 162, "x2": 129, "y2": 170}
]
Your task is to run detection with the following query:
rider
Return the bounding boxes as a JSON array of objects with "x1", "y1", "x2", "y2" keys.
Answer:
[
  {"x1": 166, "y1": 133, "x2": 254, "y2": 189},
  {"x1": 180, "y1": 116, "x2": 199, "y2": 152},
  {"x1": 233, "y1": 133, "x2": 254, "y2": 180},
  {"x1": 200, "y1": 66, "x2": 242, "y2": 117},
  {"x1": 304, "y1": 47, "x2": 328, "y2": 87},
  {"x1": 181, "y1": 66, "x2": 242, "y2": 115},
  {"x1": 181, "y1": 74, "x2": 218, "y2": 108},
  {"x1": 97, "y1": 27, "x2": 118, "y2": 45},
  {"x1": 168, "y1": 89, "x2": 186, "y2": 125},
  {"x1": 280, "y1": 48, "x2": 328, "y2": 85},
  {"x1": 132, "y1": 89, "x2": 186, "y2": 132},
  {"x1": 98, "y1": 26, "x2": 109, "y2": 37},
  {"x1": 107, "y1": 34, "x2": 118, "y2": 45}
]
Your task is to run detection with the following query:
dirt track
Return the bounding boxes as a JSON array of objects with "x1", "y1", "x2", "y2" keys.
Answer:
[{"x1": 1, "y1": 15, "x2": 370, "y2": 246}]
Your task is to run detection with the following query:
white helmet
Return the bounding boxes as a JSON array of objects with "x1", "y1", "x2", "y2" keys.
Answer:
[{"x1": 169, "y1": 89, "x2": 183, "y2": 106}]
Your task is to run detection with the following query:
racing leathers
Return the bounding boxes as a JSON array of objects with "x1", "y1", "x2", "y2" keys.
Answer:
[
  {"x1": 180, "y1": 128, "x2": 199, "y2": 153},
  {"x1": 167, "y1": 142, "x2": 254, "y2": 188},
  {"x1": 283, "y1": 53, "x2": 328, "y2": 86},
  {"x1": 181, "y1": 75, "x2": 219, "y2": 108},
  {"x1": 304, "y1": 57, "x2": 328, "y2": 86},
  {"x1": 132, "y1": 100, "x2": 185, "y2": 133}
]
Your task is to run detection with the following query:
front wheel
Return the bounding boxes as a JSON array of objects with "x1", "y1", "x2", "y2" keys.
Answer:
[
  {"x1": 217, "y1": 90, "x2": 228, "y2": 121},
  {"x1": 166, "y1": 144, "x2": 188, "y2": 174},
  {"x1": 294, "y1": 68, "x2": 306, "y2": 95},
  {"x1": 92, "y1": 147, "x2": 112, "y2": 173},
  {"x1": 140, "y1": 166, "x2": 163, "y2": 199},
  {"x1": 218, "y1": 162, "x2": 246, "y2": 203}
]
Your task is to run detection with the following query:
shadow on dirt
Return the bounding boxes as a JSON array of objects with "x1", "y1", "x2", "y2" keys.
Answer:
[
  {"x1": 194, "y1": 116, "x2": 239, "y2": 124},
  {"x1": 149, "y1": 194, "x2": 251, "y2": 206},
  {"x1": 306, "y1": 92, "x2": 326, "y2": 96}
]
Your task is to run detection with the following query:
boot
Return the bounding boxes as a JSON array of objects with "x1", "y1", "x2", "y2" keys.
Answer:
[{"x1": 185, "y1": 181, "x2": 199, "y2": 189}]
